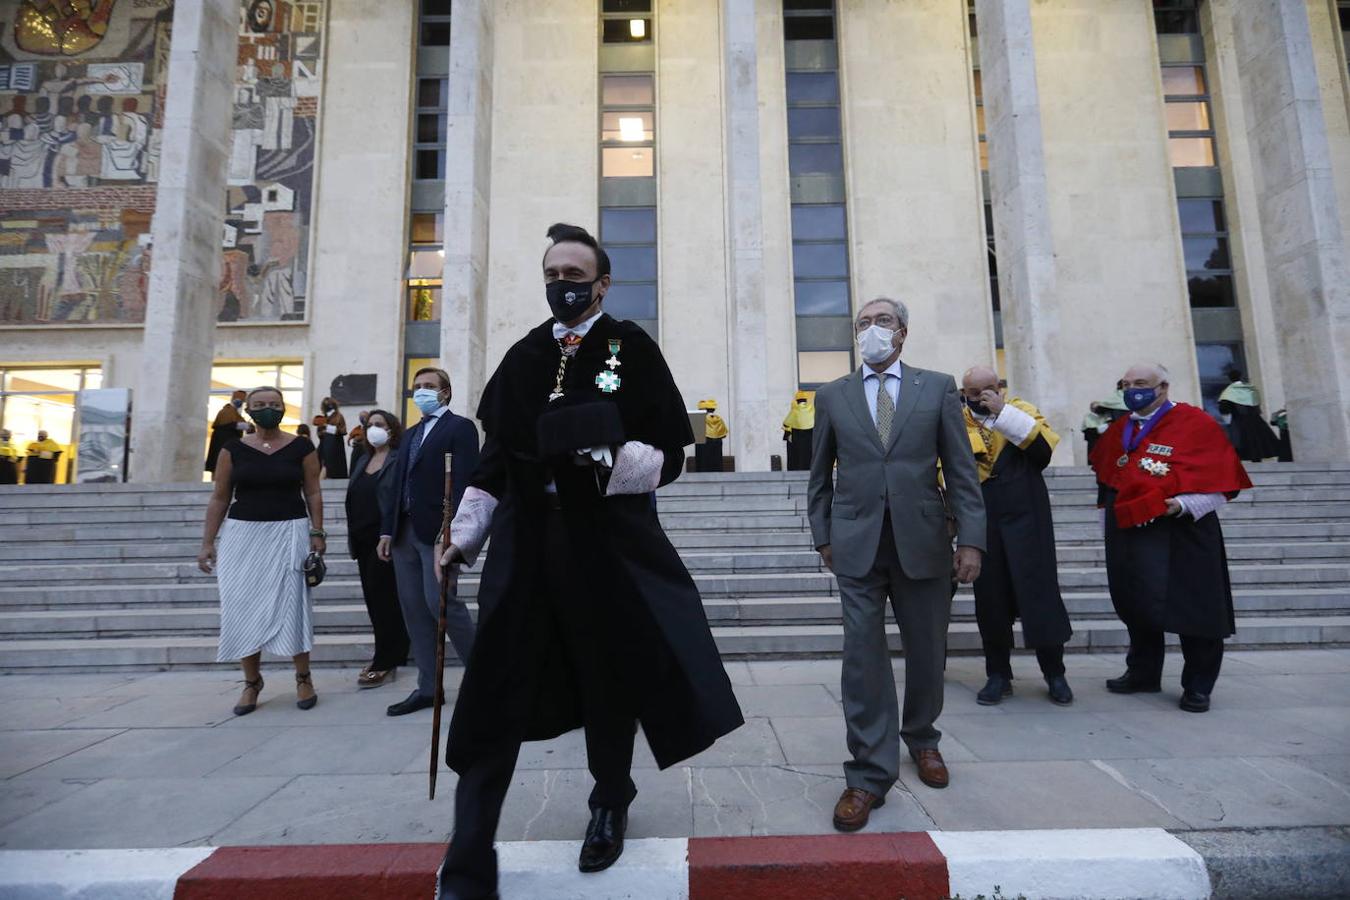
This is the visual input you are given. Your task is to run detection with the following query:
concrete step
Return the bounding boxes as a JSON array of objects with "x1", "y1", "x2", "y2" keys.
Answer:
[
  {"x1": 2, "y1": 614, "x2": 1345, "y2": 672},
  {"x1": 1, "y1": 559, "x2": 1346, "y2": 608},
  {"x1": 4, "y1": 587, "x2": 1347, "y2": 640}
]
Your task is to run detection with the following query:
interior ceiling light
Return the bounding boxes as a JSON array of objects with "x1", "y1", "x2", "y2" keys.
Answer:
[
  {"x1": 619, "y1": 116, "x2": 644, "y2": 141},
  {"x1": 629, "y1": 19, "x2": 646, "y2": 38}
]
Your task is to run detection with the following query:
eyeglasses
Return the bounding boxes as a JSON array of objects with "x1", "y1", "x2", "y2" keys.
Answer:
[{"x1": 855, "y1": 313, "x2": 901, "y2": 332}]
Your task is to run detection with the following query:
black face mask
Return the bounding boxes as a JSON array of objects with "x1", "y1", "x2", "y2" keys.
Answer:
[
  {"x1": 546, "y1": 279, "x2": 597, "y2": 322},
  {"x1": 964, "y1": 397, "x2": 990, "y2": 417}
]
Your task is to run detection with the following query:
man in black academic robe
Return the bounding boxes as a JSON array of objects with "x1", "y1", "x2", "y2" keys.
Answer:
[
  {"x1": 433, "y1": 223, "x2": 743, "y2": 900},
  {"x1": 205, "y1": 390, "x2": 246, "y2": 474},
  {"x1": 960, "y1": 368, "x2": 1073, "y2": 706}
]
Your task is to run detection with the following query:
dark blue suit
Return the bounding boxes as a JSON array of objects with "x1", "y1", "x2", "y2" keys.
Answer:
[{"x1": 380, "y1": 408, "x2": 481, "y2": 697}]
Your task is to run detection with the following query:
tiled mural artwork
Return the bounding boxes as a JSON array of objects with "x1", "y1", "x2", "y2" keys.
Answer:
[{"x1": 0, "y1": 0, "x2": 325, "y2": 325}]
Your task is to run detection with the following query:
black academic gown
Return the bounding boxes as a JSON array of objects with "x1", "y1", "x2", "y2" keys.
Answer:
[
  {"x1": 786, "y1": 429, "x2": 813, "y2": 471},
  {"x1": 445, "y1": 314, "x2": 744, "y2": 774},
  {"x1": 695, "y1": 438, "x2": 724, "y2": 472},
  {"x1": 974, "y1": 435, "x2": 1073, "y2": 649},
  {"x1": 1219, "y1": 400, "x2": 1281, "y2": 463}
]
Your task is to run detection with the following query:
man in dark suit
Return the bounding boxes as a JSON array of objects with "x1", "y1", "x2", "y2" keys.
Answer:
[
  {"x1": 377, "y1": 366, "x2": 480, "y2": 716},
  {"x1": 808, "y1": 297, "x2": 985, "y2": 831}
]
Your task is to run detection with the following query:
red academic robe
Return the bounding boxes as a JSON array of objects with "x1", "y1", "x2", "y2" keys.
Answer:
[{"x1": 1090, "y1": 402, "x2": 1252, "y2": 639}]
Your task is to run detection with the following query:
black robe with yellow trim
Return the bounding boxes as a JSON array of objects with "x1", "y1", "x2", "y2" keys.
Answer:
[
  {"x1": 444, "y1": 313, "x2": 744, "y2": 774},
  {"x1": 967, "y1": 398, "x2": 1072, "y2": 649}
]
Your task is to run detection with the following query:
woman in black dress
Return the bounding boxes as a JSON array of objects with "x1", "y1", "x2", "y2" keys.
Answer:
[
  {"x1": 345, "y1": 409, "x2": 410, "y2": 688},
  {"x1": 316, "y1": 397, "x2": 349, "y2": 479},
  {"x1": 198, "y1": 386, "x2": 326, "y2": 716}
]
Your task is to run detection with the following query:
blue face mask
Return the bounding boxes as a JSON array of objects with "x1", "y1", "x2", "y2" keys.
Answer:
[
  {"x1": 1123, "y1": 387, "x2": 1157, "y2": 412},
  {"x1": 413, "y1": 388, "x2": 442, "y2": 415}
]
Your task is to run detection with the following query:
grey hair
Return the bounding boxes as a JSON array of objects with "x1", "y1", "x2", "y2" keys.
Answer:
[
  {"x1": 245, "y1": 385, "x2": 284, "y2": 404},
  {"x1": 858, "y1": 296, "x2": 909, "y2": 328},
  {"x1": 1126, "y1": 363, "x2": 1170, "y2": 384}
]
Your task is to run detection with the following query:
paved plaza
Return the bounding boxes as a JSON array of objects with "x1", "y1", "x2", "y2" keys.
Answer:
[{"x1": 1, "y1": 649, "x2": 1347, "y2": 851}]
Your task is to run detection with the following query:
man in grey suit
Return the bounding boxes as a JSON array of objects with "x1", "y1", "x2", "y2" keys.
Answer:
[{"x1": 808, "y1": 297, "x2": 986, "y2": 832}]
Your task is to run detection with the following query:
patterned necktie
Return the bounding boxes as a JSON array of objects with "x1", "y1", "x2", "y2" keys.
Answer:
[
  {"x1": 404, "y1": 416, "x2": 433, "y2": 509},
  {"x1": 875, "y1": 374, "x2": 895, "y2": 443}
]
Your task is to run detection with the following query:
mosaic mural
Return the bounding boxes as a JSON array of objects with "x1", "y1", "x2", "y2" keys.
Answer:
[{"x1": 0, "y1": 0, "x2": 326, "y2": 325}]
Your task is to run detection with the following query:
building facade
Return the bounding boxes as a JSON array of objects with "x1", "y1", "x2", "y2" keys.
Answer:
[{"x1": 1, "y1": 0, "x2": 1347, "y2": 482}]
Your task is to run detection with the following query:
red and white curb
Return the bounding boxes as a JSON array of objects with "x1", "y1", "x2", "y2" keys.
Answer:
[{"x1": 0, "y1": 829, "x2": 1211, "y2": 899}]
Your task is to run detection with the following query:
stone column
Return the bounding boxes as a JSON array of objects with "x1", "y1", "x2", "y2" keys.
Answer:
[
  {"x1": 441, "y1": 0, "x2": 495, "y2": 416},
  {"x1": 1229, "y1": 0, "x2": 1350, "y2": 461},
  {"x1": 722, "y1": 0, "x2": 772, "y2": 471},
  {"x1": 130, "y1": 0, "x2": 239, "y2": 483},
  {"x1": 973, "y1": 0, "x2": 1067, "y2": 455}
]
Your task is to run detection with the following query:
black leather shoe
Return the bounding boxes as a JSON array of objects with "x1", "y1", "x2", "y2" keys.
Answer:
[
  {"x1": 1105, "y1": 671, "x2": 1162, "y2": 694},
  {"x1": 1179, "y1": 690, "x2": 1210, "y2": 713},
  {"x1": 578, "y1": 807, "x2": 627, "y2": 873},
  {"x1": 1046, "y1": 674, "x2": 1074, "y2": 705},
  {"x1": 386, "y1": 690, "x2": 436, "y2": 717},
  {"x1": 976, "y1": 675, "x2": 1012, "y2": 705}
]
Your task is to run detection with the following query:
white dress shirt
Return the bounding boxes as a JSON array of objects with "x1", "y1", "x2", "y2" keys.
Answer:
[
  {"x1": 552, "y1": 308, "x2": 604, "y2": 342},
  {"x1": 861, "y1": 359, "x2": 902, "y2": 425}
]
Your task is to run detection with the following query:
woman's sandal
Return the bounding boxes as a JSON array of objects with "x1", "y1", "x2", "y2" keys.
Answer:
[
  {"x1": 295, "y1": 671, "x2": 318, "y2": 710},
  {"x1": 233, "y1": 676, "x2": 264, "y2": 716},
  {"x1": 358, "y1": 667, "x2": 396, "y2": 689}
]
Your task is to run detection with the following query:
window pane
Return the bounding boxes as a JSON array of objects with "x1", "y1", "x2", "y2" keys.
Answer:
[
  {"x1": 1154, "y1": 10, "x2": 1198, "y2": 34},
  {"x1": 417, "y1": 78, "x2": 444, "y2": 109},
  {"x1": 1195, "y1": 342, "x2": 1240, "y2": 381},
  {"x1": 786, "y1": 72, "x2": 839, "y2": 104},
  {"x1": 793, "y1": 280, "x2": 850, "y2": 316},
  {"x1": 602, "y1": 0, "x2": 651, "y2": 11},
  {"x1": 415, "y1": 148, "x2": 444, "y2": 180},
  {"x1": 799, "y1": 350, "x2": 852, "y2": 385},
  {"x1": 1183, "y1": 236, "x2": 1230, "y2": 271},
  {"x1": 784, "y1": 0, "x2": 833, "y2": 8},
  {"x1": 603, "y1": 17, "x2": 652, "y2": 43},
  {"x1": 608, "y1": 246, "x2": 657, "y2": 281},
  {"x1": 784, "y1": 15, "x2": 834, "y2": 40},
  {"x1": 979, "y1": 140, "x2": 988, "y2": 172},
  {"x1": 420, "y1": 21, "x2": 450, "y2": 46},
  {"x1": 1187, "y1": 273, "x2": 1236, "y2": 307},
  {"x1": 421, "y1": 0, "x2": 451, "y2": 14},
  {"x1": 411, "y1": 212, "x2": 443, "y2": 244},
  {"x1": 787, "y1": 107, "x2": 841, "y2": 139},
  {"x1": 602, "y1": 74, "x2": 655, "y2": 106},
  {"x1": 792, "y1": 242, "x2": 848, "y2": 278},
  {"x1": 789, "y1": 142, "x2": 843, "y2": 175},
  {"x1": 1165, "y1": 100, "x2": 1210, "y2": 132},
  {"x1": 1161, "y1": 66, "x2": 1206, "y2": 96},
  {"x1": 408, "y1": 285, "x2": 441, "y2": 321},
  {"x1": 602, "y1": 146, "x2": 654, "y2": 177},
  {"x1": 5, "y1": 368, "x2": 86, "y2": 392},
  {"x1": 601, "y1": 111, "x2": 654, "y2": 142},
  {"x1": 603, "y1": 282, "x2": 657, "y2": 319},
  {"x1": 976, "y1": 104, "x2": 986, "y2": 135},
  {"x1": 1177, "y1": 198, "x2": 1226, "y2": 233},
  {"x1": 972, "y1": 69, "x2": 982, "y2": 102},
  {"x1": 407, "y1": 248, "x2": 444, "y2": 279},
  {"x1": 417, "y1": 113, "x2": 445, "y2": 144},
  {"x1": 1168, "y1": 136, "x2": 1215, "y2": 167},
  {"x1": 601, "y1": 207, "x2": 657, "y2": 243},
  {"x1": 791, "y1": 205, "x2": 846, "y2": 240}
]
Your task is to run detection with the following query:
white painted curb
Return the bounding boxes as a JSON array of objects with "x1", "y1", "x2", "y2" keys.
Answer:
[
  {"x1": 930, "y1": 828, "x2": 1212, "y2": 900},
  {"x1": 0, "y1": 848, "x2": 214, "y2": 900},
  {"x1": 499, "y1": 838, "x2": 689, "y2": 899}
]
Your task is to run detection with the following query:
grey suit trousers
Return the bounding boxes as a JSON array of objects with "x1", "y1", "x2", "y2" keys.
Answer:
[
  {"x1": 838, "y1": 514, "x2": 949, "y2": 796},
  {"x1": 391, "y1": 522, "x2": 476, "y2": 698}
]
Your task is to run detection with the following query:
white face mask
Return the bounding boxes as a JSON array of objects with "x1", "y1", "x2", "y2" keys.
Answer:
[
  {"x1": 856, "y1": 324, "x2": 898, "y2": 365},
  {"x1": 365, "y1": 426, "x2": 390, "y2": 448}
]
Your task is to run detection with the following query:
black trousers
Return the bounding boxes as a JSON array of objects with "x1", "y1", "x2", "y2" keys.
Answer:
[
  {"x1": 438, "y1": 507, "x2": 638, "y2": 897},
  {"x1": 1125, "y1": 626, "x2": 1224, "y2": 695},
  {"x1": 353, "y1": 541, "x2": 410, "y2": 670},
  {"x1": 985, "y1": 643, "x2": 1065, "y2": 679}
]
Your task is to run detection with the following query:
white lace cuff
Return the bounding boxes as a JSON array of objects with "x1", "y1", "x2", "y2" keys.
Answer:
[
  {"x1": 605, "y1": 441, "x2": 664, "y2": 496},
  {"x1": 1175, "y1": 492, "x2": 1226, "y2": 521},
  {"x1": 447, "y1": 486, "x2": 498, "y2": 566},
  {"x1": 992, "y1": 403, "x2": 1037, "y2": 446}
]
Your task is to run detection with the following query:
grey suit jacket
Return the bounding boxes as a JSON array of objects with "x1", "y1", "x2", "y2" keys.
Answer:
[{"x1": 807, "y1": 362, "x2": 986, "y2": 581}]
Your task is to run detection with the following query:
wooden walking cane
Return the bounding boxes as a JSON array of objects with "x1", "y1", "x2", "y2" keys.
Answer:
[{"x1": 429, "y1": 451, "x2": 454, "y2": 800}]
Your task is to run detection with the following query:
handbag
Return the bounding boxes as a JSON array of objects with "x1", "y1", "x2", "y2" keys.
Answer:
[{"x1": 303, "y1": 551, "x2": 327, "y2": 588}]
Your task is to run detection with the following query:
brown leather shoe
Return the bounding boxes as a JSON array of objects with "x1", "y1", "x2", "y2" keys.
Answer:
[
  {"x1": 832, "y1": 787, "x2": 886, "y2": 832},
  {"x1": 910, "y1": 749, "x2": 949, "y2": 788}
]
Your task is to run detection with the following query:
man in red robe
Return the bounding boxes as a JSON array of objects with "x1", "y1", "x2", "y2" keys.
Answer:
[{"x1": 1090, "y1": 363, "x2": 1252, "y2": 713}]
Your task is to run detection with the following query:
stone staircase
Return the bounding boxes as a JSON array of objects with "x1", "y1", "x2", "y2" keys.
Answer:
[{"x1": 1, "y1": 464, "x2": 1347, "y2": 672}]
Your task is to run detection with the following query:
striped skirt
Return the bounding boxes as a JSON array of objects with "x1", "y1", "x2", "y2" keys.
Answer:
[{"x1": 216, "y1": 517, "x2": 314, "y2": 662}]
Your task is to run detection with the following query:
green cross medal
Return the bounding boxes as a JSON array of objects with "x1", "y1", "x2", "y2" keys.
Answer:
[{"x1": 596, "y1": 339, "x2": 622, "y2": 393}]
